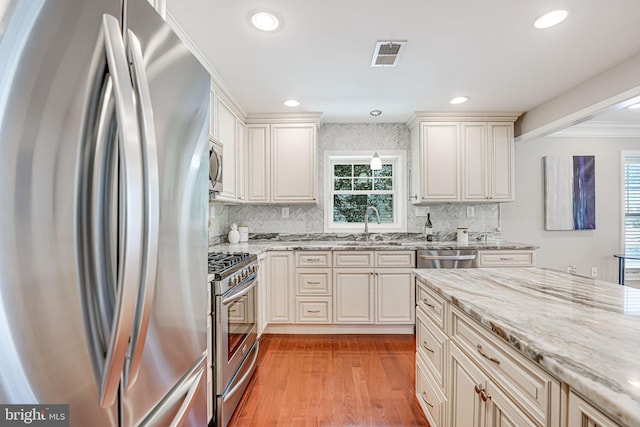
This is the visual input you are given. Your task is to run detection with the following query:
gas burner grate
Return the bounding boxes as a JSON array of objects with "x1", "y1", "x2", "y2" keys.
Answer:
[{"x1": 207, "y1": 252, "x2": 252, "y2": 276}]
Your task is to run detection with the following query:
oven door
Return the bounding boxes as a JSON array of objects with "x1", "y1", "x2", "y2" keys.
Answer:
[{"x1": 216, "y1": 273, "x2": 257, "y2": 393}]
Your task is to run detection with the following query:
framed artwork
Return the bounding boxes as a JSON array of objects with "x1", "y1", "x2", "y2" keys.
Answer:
[{"x1": 544, "y1": 155, "x2": 595, "y2": 230}]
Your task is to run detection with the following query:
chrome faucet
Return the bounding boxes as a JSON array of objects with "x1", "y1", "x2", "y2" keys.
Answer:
[{"x1": 363, "y1": 206, "x2": 381, "y2": 237}]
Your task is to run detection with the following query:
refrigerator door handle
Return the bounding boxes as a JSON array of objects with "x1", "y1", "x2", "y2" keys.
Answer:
[
  {"x1": 123, "y1": 28, "x2": 161, "y2": 391},
  {"x1": 95, "y1": 14, "x2": 145, "y2": 408},
  {"x1": 137, "y1": 354, "x2": 207, "y2": 427}
]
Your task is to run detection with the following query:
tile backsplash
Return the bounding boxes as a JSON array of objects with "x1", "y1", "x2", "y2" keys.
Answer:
[{"x1": 210, "y1": 123, "x2": 501, "y2": 242}]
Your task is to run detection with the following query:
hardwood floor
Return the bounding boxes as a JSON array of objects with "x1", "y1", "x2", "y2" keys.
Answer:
[{"x1": 228, "y1": 334, "x2": 429, "y2": 427}]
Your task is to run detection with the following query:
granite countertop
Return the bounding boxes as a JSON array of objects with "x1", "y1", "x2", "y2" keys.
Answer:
[
  {"x1": 207, "y1": 239, "x2": 537, "y2": 254},
  {"x1": 413, "y1": 267, "x2": 640, "y2": 426}
]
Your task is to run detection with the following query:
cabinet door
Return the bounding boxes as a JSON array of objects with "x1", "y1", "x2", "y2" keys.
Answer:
[
  {"x1": 246, "y1": 125, "x2": 270, "y2": 202},
  {"x1": 450, "y1": 344, "x2": 485, "y2": 427},
  {"x1": 271, "y1": 124, "x2": 317, "y2": 203},
  {"x1": 567, "y1": 391, "x2": 618, "y2": 427},
  {"x1": 216, "y1": 99, "x2": 237, "y2": 200},
  {"x1": 419, "y1": 123, "x2": 460, "y2": 201},
  {"x1": 334, "y1": 269, "x2": 374, "y2": 323},
  {"x1": 462, "y1": 122, "x2": 488, "y2": 200},
  {"x1": 485, "y1": 381, "x2": 538, "y2": 427},
  {"x1": 488, "y1": 123, "x2": 514, "y2": 201},
  {"x1": 266, "y1": 251, "x2": 294, "y2": 323},
  {"x1": 375, "y1": 269, "x2": 414, "y2": 323},
  {"x1": 236, "y1": 120, "x2": 246, "y2": 201}
]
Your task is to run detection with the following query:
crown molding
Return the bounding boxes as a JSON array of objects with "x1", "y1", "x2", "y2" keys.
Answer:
[
  {"x1": 550, "y1": 121, "x2": 640, "y2": 138},
  {"x1": 406, "y1": 111, "x2": 521, "y2": 128},
  {"x1": 245, "y1": 112, "x2": 324, "y2": 127}
]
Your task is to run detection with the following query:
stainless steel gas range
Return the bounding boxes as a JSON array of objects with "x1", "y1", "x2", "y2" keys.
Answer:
[{"x1": 208, "y1": 252, "x2": 259, "y2": 427}]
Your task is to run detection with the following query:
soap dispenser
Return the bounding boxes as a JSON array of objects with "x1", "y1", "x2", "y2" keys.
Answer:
[{"x1": 228, "y1": 223, "x2": 240, "y2": 244}]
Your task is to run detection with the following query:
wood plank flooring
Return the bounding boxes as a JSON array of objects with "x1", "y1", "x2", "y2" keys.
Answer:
[{"x1": 228, "y1": 334, "x2": 429, "y2": 427}]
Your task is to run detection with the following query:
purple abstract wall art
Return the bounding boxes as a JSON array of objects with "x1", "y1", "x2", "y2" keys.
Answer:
[{"x1": 544, "y1": 155, "x2": 596, "y2": 231}]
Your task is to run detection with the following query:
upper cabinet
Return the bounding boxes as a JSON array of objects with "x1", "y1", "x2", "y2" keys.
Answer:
[
  {"x1": 409, "y1": 113, "x2": 518, "y2": 204},
  {"x1": 245, "y1": 115, "x2": 322, "y2": 204},
  {"x1": 210, "y1": 87, "x2": 244, "y2": 203},
  {"x1": 462, "y1": 122, "x2": 514, "y2": 202}
]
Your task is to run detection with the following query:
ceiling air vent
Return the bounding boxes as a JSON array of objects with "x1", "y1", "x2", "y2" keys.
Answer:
[{"x1": 370, "y1": 40, "x2": 406, "y2": 67}]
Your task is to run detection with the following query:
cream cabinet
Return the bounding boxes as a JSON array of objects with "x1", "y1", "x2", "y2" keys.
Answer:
[
  {"x1": 266, "y1": 251, "x2": 294, "y2": 323},
  {"x1": 477, "y1": 250, "x2": 535, "y2": 267},
  {"x1": 462, "y1": 122, "x2": 514, "y2": 202},
  {"x1": 567, "y1": 391, "x2": 618, "y2": 427},
  {"x1": 334, "y1": 251, "x2": 415, "y2": 325},
  {"x1": 414, "y1": 277, "x2": 561, "y2": 427},
  {"x1": 409, "y1": 114, "x2": 518, "y2": 204},
  {"x1": 295, "y1": 251, "x2": 332, "y2": 324},
  {"x1": 245, "y1": 121, "x2": 319, "y2": 204},
  {"x1": 215, "y1": 97, "x2": 238, "y2": 201},
  {"x1": 410, "y1": 122, "x2": 460, "y2": 203}
]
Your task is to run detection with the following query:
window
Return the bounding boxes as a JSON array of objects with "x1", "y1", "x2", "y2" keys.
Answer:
[
  {"x1": 324, "y1": 151, "x2": 406, "y2": 232},
  {"x1": 623, "y1": 152, "x2": 640, "y2": 273}
]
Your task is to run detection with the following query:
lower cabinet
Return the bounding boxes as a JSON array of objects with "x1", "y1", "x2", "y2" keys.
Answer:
[
  {"x1": 265, "y1": 250, "x2": 415, "y2": 329},
  {"x1": 334, "y1": 268, "x2": 374, "y2": 323},
  {"x1": 450, "y1": 344, "x2": 538, "y2": 427},
  {"x1": 415, "y1": 277, "x2": 562, "y2": 427},
  {"x1": 567, "y1": 391, "x2": 618, "y2": 427},
  {"x1": 266, "y1": 251, "x2": 294, "y2": 323}
]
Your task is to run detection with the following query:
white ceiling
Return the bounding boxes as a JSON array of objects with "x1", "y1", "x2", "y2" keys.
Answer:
[{"x1": 167, "y1": 0, "x2": 640, "y2": 124}]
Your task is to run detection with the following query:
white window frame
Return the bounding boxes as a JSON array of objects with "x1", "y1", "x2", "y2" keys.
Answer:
[
  {"x1": 324, "y1": 150, "x2": 406, "y2": 233},
  {"x1": 621, "y1": 151, "x2": 640, "y2": 279}
]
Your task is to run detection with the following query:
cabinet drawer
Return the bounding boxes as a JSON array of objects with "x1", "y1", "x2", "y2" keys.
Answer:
[
  {"x1": 296, "y1": 269, "x2": 332, "y2": 295},
  {"x1": 296, "y1": 297, "x2": 332, "y2": 323},
  {"x1": 375, "y1": 250, "x2": 416, "y2": 268},
  {"x1": 416, "y1": 352, "x2": 447, "y2": 427},
  {"x1": 333, "y1": 251, "x2": 374, "y2": 267},
  {"x1": 416, "y1": 278, "x2": 447, "y2": 331},
  {"x1": 451, "y1": 307, "x2": 559, "y2": 425},
  {"x1": 416, "y1": 307, "x2": 448, "y2": 392},
  {"x1": 477, "y1": 250, "x2": 535, "y2": 267},
  {"x1": 296, "y1": 251, "x2": 332, "y2": 267}
]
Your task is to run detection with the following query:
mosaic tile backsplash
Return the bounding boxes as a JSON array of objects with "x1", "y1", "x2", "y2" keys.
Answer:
[{"x1": 210, "y1": 123, "x2": 501, "y2": 242}]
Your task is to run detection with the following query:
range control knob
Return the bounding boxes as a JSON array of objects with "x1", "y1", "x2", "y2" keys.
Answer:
[{"x1": 242, "y1": 268, "x2": 249, "y2": 278}]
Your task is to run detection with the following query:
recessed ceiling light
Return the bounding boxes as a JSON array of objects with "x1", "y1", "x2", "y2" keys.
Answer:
[
  {"x1": 450, "y1": 96, "x2": 469, "y2": 105},
  {"x1": 284, "y1": 99, "x2": 300, "y2": 107},
  {"x1": 534, "y1": 9, "x2": 569, "y2": 29},
  {"x1": 251, "y1": 12, "x2": 280, "y2": 31},
  {"x1": 628, "y1": 103, "x2": 640, "y2": 110}
]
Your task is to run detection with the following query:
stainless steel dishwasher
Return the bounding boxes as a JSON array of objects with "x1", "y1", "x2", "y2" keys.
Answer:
[{"x1": 417, "y1": 249, "x2": 478, "y2": 268}]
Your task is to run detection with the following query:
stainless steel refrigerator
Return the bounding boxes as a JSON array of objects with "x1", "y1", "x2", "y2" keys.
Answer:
[{"x1": 0, "y1": 0, "x2": 210, "y2": 425}]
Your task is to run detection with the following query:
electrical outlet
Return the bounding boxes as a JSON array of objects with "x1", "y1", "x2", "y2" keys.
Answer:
[
  {"x1": 467, "y1": 206, "x2": 474, "y2": 217},
  {"x1": 591, "y1": 267, "x2": 598, "y2": 278},
  {"x1": 567, "y1": 265, "x2": 577, "y2": 274},
  {"x1": 281, "y1": 207, "x2": 289, "y2": 218}
]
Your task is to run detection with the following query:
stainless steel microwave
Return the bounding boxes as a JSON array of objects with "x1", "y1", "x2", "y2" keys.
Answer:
[{"x1": 209, "y1": 140, "x2": 222, "y2": 192}]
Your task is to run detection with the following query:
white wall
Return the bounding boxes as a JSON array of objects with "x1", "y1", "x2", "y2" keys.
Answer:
[{"x1": 501, "y1": 136, "x2": 640, "y2": 283}]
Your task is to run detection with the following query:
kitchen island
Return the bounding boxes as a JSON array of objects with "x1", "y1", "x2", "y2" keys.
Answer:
[{"x1": 413, "y1": 267, "x2": 640, "y2": 426}]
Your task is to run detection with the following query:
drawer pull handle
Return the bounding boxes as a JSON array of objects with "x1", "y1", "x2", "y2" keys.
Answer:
[
  {"x1": 477, "y1": 344, "x2": 500, "y2": 365},
  {"x1": 422, "y1": 341, "x2": 435, "y2": 353},
  {"x1": 421, "y1": 392, "x2": 434, "y2": 408},
  {"x1": 422, "y1": 299, "x2": 435, "y2": 309},
  {"x1": 307, "y1": 258, "x2": 321, "y2": 262},
  {"x1": 307, "y1": 281, "x2": 321, "y2": 285},
  {"x1": 307, "y1": 309, "x2": 321, "y2": 313},
  {"x1": 499, "y1": 257, "x2": 514, "y2": 261},
  {"x1": 480, "y1": 389, "x2": 491, "y2": 402}
]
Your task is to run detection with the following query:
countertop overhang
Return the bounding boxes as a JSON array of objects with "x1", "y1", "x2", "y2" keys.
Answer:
[{"x1": 413, "y1": 267, "x2": 640, "y2": 426}]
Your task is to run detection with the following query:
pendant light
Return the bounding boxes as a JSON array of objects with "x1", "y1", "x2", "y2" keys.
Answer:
[{"x1": 370, "y1": 110, "x2": 382, "y2": 170}]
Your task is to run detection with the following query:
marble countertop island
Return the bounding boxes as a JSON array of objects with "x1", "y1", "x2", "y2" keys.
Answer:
[{"x1": 413, "y1": 267, "x2": 640, "y2": 426}]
